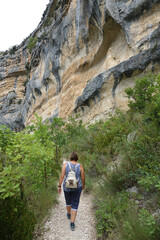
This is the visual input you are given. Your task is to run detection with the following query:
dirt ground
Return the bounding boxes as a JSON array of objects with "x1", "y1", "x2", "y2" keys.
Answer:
[{"x1": 36, "y1": 191, "x2": 97, "y2": 240}]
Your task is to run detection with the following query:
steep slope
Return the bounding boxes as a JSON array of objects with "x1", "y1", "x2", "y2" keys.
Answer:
[{"x1": 0, "y1": 0, "x2": 160, "y2": 129}]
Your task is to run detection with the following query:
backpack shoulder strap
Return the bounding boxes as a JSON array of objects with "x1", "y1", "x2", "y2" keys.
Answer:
[
  {"x1": 68, "y1": 162, "x2": 72, "y2": 171},
  {"x1": 75, "y1": 163, "x2": 80, "y2": 169},
  {"x1": 72, "y1": 163, "x2": 80, "y2": 172},
  {"x1": 68, "y1": 162, "x2": 80, "y2": 172}
]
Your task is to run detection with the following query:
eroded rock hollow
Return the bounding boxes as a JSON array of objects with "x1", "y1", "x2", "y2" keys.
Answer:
[{"x1": 0, "y1": 0, "x2": 160, "y2": 129}]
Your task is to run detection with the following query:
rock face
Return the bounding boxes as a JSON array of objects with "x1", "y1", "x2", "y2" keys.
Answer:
[{"x1": 0, "y1": 0, "x2": 160, "y2": 129}]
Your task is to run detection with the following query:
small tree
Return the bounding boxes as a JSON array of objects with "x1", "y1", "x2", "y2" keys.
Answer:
[
  {"x1": 125, "y1": 74, "x2": 160, "y2": 125},
  {"x1": 49, "y1": 117, "x2": 66, "y2": 168}
]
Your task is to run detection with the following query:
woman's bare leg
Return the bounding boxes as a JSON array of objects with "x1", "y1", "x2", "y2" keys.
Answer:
[
  {"x1": 71, "y1": 209, "x2": 77, "y2": 223},
  {"x1": 66, "y1": 205, "x2": 71, "y2": 214}
]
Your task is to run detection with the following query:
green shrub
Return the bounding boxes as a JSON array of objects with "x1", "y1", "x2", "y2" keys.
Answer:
[
  {"x1": 1, "y1": 73, "x2": 159, "y2": 239},
  {"x1": 119, "y1": 208, "x2": 157, "y2": 240},
  {"x1": 0, "y1": 197, "x2": 36, "y2": 240},
  {"x1": 27, "y1": 37, "x2": 37, "y2": 53},
  {"x1": 95, "y1": 191, "x2": 159, "y2": 240},
  {"x1": 95, "y1": 192, "x2": 130, "y2": 238},
  {"x1": 61, "y1": 73, "x2": 160, "y2": 239},
  {"x1": 38, "y1": 32, "x2": 47, "y2": 41},
  {"x1": 125, "y1": 74, "x2": 156, "y2": 112},
  {"x1": 18, "y1": 99, "x2": 22, "y2": 105},
  {"x1": 9, "y1": 45, "x2": 17, "y2": 55},
  {"x1": 125, "y1": 74, "x2": 160, "y2": 125},
  {"x1": 25, "y1": 62, "x2": 31, "y2": 72},
  {"x1": 0, "y1": 116, "x2": 62, "y2": 239}
]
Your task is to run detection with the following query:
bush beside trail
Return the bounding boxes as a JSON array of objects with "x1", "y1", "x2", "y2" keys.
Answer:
[
  {"x1": 62, "y1": 74, "x2": 160, "y2": 240},
  {"x1": 0, "y1": 116, "x2": 64, "y2": 239}
]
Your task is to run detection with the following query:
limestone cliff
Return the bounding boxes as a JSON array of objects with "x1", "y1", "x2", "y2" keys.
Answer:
[{"x1": 0, "y1": 0, "x2": 160, "y2": 130}]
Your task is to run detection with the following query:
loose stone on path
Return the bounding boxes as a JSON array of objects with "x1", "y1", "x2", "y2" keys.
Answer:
[{"x1": 36, "y1": 191, "x2": 97, "y2": 240}]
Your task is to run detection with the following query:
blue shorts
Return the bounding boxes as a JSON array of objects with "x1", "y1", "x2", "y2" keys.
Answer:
[{"x1": 64, "y1": 187, "x2": 82, "y2": 211}]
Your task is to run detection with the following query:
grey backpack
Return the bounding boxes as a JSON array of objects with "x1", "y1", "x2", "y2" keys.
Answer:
[{"x1": 65, "y1": 162, "x2": 79, "y2": 188}]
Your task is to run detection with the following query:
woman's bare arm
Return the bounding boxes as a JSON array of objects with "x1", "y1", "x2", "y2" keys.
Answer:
[
  {"x1": 58, "y1": 162, "x2": 67, "y2": 193},
  {"x1": 80, "y1": 164, "x2": 85, "y2": 189}
]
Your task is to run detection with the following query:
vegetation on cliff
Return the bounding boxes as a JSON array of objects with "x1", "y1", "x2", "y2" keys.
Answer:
[
  {"x1": 27, "y1": 37, "x2": 37, "y2": 53},
  {"x1": 0, "y1": 74, "x2": 160, "y2": 239}
]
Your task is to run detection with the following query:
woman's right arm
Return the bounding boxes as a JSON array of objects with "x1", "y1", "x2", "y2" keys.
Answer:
[
  {"x1": 58, "y1": 162, "x2": 67, "y2": 193},
  {"x1": 80, "y1": 164, "x2": 85, "y2": 190}
]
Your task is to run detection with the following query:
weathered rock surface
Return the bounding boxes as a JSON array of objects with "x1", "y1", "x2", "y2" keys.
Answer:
[{"x1": 0, "y1": 0, "x2": 160, "y2": 129}]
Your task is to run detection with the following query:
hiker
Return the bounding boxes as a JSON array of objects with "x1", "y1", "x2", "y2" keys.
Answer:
[{"x1": 58, "y1": 151, "x2": 85, "y2": 231}]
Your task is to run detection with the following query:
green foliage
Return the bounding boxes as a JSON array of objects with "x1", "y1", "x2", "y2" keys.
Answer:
[
  {"x1": 125, "y1": 74, "x2": 160, "y2": 125},
  {"x1": 95, "y1": 199, "x2": 115, "y2": 238},
  {"x1": 44, "y1": 17, "x2": 52, "y2": 27},
  {"x1": 25, "y1": 61, "x2": 31, "y2": 72},
  {"x1": 38, "y1": 32, "x2": 47, "y2": 41},
  {"x1": 9, "y1": 45, "x2": 17, "y2": 55},
  {"x1": 0, "y1": 198, "x2": 35, "y2": 240},
  {"x1": 95, "y1": 192, "x2": 130, "y2": 238},
  {"x1": 125, "y1": 74, "x2": 156, "y2": 112},
  {"x1": 0, "y1": 125, "x2": 13, "y2": 152},
  {"x1": 17, "y1": 99, "x2": 22, "y2": 104},
  {"x1": 62, "y1": 73, "x2": 160, "y2": 240},
  {"x1": 49, "y1": 116, "x2": 66, "y2": 147},
  {"x1": 0, "y1": 115, "x2": 60, "y2": 239},
  {"x1": 95, "y1": 191, "x2": 159, "y2": 240},
  {"x1": 119, "y1": 208, "x2": 157, "y2": 240},
  {"x1": 0, "y1": 73, "x2": 160, "y2": 239},
  {"x1": 138, "y1": 173, "x2": 160, "y2": 192},
  {"x1": 0, "y1": 165, "x2": 21, "y2": 199},
  {"x1": 27, "y1": 37, "x2": 37, "y2": 53}
]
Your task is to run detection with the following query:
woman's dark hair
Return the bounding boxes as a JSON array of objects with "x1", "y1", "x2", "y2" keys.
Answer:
[{"x1": 70, "y1": 151, "x2": 78, "y2": 161}]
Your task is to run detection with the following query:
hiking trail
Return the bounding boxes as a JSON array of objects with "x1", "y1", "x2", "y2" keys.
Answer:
[{"x1": 36, "y1": 191, "x2": 97, "y2": 240}]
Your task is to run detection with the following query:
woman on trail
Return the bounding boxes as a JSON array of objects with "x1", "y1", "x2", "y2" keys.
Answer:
[{"x1": 58, "y1": 151, "x2": 85, "y2": 231}]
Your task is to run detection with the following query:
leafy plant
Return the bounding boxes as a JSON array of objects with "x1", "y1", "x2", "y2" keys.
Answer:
[
  {"x1": 9, "y1": 45, "x2": 17, "y2": 55},
  {"x1": 0, "y1": 116, "x2": 59, "y2": 239},
  {"x1": 125, "y1": 74, "x2": 160, "y2": 125},
  {"x1": 62, "y1": 73, "x2": 160, "y2": 240},
  {"x1": 0, "y1": 73, "x2": 160, "y2": 239},
  {"x1": 27, "y1": 37, "x2": 37, "y2": 53},
  {"x1": 119, "y1": 208, "x2": 157, "y2": 240}
]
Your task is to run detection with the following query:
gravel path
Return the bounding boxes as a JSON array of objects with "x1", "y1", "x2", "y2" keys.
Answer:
[{"x1": 36, "y1": 191, "x2": 97, "y2": 240}]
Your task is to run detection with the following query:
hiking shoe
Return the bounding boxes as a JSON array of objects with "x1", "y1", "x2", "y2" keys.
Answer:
[
  {"x1": 70, "y1": 222, "x2": 75, "y2": 231},
  {"x1": 67, "y1": 213, "x2": 71, "y2": 219}
]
